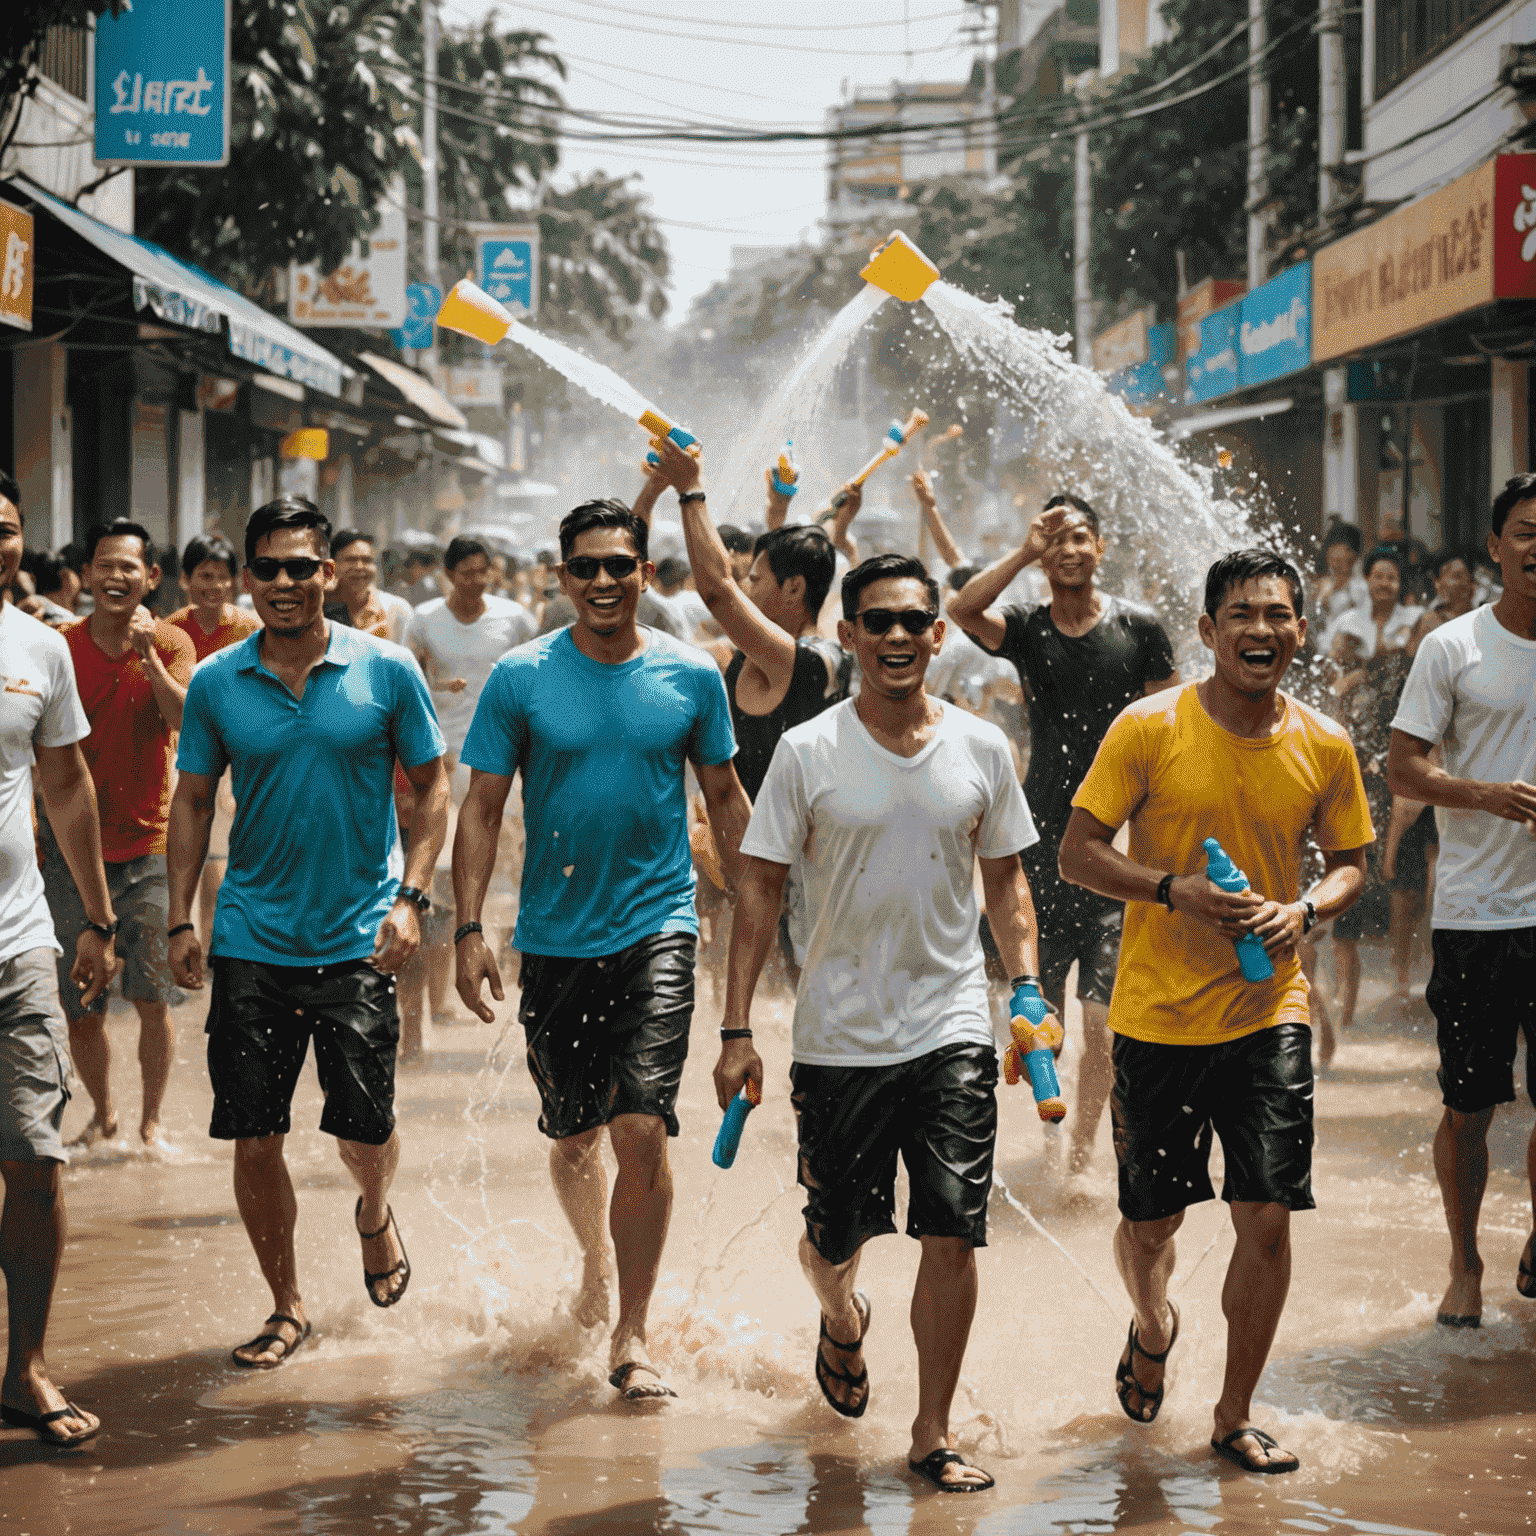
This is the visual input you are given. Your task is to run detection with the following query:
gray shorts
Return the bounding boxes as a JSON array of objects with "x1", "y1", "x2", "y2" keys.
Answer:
[
  {"x1": 39, "y1": 820, "x2": 183, "y2": 1023},
  {"x1": 0, "y1": 947, "x2": 73, "y2": 1162}
]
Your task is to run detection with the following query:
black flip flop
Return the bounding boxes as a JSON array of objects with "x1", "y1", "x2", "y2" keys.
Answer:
[
  {"x1": 356, "y1": 1197, "x2": 411, "y2": 1308},
  {"x1": 1518, "y1": 1246, "x2": 1536, "y2": 1300},
  {"x1": 1114, "y1": 1299, "x2": 1179, "y2": 1423},
  {"x1": 0, "y1": 1400, "x2": 99, "y2": 1446},
  {"x1": 907, "y1": 1448, "x2": 995, "y2": 1492},
  {"x1": 815, "y1": 1291, "x2": 871, "y2": 1419},
  {"x1": 231, "y1": 1313, "x2": 311, "y2": 1370},
  {"x1": 1211, "y1": 1424, "x2": 1300, "y2": 1475},
  {"x1": 1436, "y1": 1311, "x2": 1481, "y2": 1329},
  {"x1": 608, "y1": 1362, "x2": 677, "y2": 1401}
]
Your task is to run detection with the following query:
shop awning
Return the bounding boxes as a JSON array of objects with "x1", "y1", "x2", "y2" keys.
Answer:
[
  {"x1": 1167, "y1": 398, "x2": 1293, "y2": 441},
  {"x1": 16, "y1": 178, "x2": 348, "y2": 397},
  {"x1": 357, "y1": 352, "x2": 468, "y2": 430}
]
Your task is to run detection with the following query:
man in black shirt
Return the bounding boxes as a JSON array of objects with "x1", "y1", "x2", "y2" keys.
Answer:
[{"x1": 950, "y1": 495, "x2": 1178, "y2": 1181}]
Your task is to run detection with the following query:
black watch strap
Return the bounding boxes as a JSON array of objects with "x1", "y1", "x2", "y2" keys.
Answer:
[
  {"x1": 1009, "y1": 974, "x2": 1041, "y2": 992},
  {"x1": 1301, "y1": 898, "x2": 1317, "y2": 935},
  {"x1": 720, "y1": 1028, "x2": 753, "y2": 1040},
  {"x1": 678, "y1": 490, "x2": 707, "y2": 505},
  {"x1": 1156, "y1": 872, "x2": 1176, "y2": 911},
  {"x1": 85, "y1": 918, "x2": 119, "y2": 940},
  {"x1": 454, "y1": 921, "x2": 483, "y2": 945},
  {"x1": 397, "y1": 885, "x2": 431, "y2": 913}
]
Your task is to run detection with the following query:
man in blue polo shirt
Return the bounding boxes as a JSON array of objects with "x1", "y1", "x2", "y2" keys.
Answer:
[
  {"x1": 453, "y1": 497, "x2": 751, "y2": 1402},
  {"x1": 166, "y1": 495, "x2": 448, "y2": 1371}
]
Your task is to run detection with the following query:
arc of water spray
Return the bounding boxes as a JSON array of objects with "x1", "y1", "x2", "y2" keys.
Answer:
[{"x1": 991, "y1": 1171, "x2": 1121, "y2": 1320}]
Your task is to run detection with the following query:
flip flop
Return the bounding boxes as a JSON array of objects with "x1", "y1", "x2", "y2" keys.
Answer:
[
  {"x1": 1114, "y1": 1299, "x2": 1179, "y2": 1423},
  {"x1": 1211, "y1": 1424, "x2": 1300, "y2": 1475},
  {"x1": 231, "y1": 1313, "x2": 311, "y2": 1370},
  {"x1": 907, "y1": 1448, "x2": 995, "y2": 1492},
  {"x1": 815, "y1": 1291, "x2": 871, "y2": 1419},
  {"x1": 356, "y1": 1197, "x2": 411, "y2": 1308},
  {"x1": 0, "y1": 1400, "x2": 100, "y2": 1447},
  {"x1": 1517, "y1": 1246, "x2": 1536, "y2": 1300},
  {"x1": 1436, "y1": 1311, "x2": 1481, "y2": 1329},
  {"x1": 608, "y1": 1361, "x2": 677, "y2": 1401}
]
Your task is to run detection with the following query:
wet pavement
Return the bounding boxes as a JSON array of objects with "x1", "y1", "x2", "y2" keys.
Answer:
[{"x1": 4, "y1": 942, "x2": 1533, "y2": 1535}]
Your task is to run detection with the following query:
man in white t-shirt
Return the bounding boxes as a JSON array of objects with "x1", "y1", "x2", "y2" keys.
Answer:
[
  {"x1": 0, "y1": 471, "x2": 119, "y2": 1446},
  {"x1": 1388, "y1": 473, "x2": 1536, "y2": 1330},
  {"x1": 715, "y1": 553, "x2": 1045, "y2": 1494}
]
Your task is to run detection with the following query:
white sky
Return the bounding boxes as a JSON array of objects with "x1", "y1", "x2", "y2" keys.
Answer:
[{"x1": 462, "y1": 0, "x2": 986, "y2": 320}]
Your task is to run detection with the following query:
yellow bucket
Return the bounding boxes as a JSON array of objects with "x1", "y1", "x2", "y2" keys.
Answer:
[
  {"x1": 860, "y1": 231, "x2": 941, "y2": 302},
  {"x1": 280, "y1": 427, "x2": 329, "y2": 461},
  {"x1": 436, "y1": 279, "x2": 514, "y2": 344}
]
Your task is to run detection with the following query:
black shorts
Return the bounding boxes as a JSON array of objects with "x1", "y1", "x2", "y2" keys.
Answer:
[
  {"x1": 518, "y1": 932, "x2": 696, "y2": 1140},
  {"x1": 1387, "y1": 805, "x2": 1438, "y2": 894},
  {"x1": 1427, "y1": 927, "x2": 1536, "y2": 1114},
  {"x1": 790, "y1": 1041, "x2": 998, "y2": 1267},
  {"x1": 206, "y1": 957, "x2": 399, "y2": 1145},
  {"x1": 1111, "y1": 1024, "x2": 1315, "y2": 1223},
  {"x1": 1039, "y1": 905, "x2": 1122, "y2": 1012}
]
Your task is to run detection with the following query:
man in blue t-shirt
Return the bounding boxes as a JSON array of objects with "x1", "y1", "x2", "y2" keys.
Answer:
[
  {"x1": 167, "y1": 496, "x2": 448, "y2": 1371},
  {"x1": 454, "y1": 497, "x2": 750, "y2": 1402}
]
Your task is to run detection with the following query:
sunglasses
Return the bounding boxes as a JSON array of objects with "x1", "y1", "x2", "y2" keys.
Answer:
[
  {"x1": 565, "y1": 555, "x2": 640, "y2": 581},
  {"x1": 249, "y1": 557, "x2": 323, "y2": 582},
  {"x1": 856, "y1": 607, "x2": 938, "y2": 635}
]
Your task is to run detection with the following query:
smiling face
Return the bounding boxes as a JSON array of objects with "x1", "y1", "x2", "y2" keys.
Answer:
[
  {"x1": 185, "y1": 556, "x2": 236, "y2": 613},
  {"x1": 1364, "y1": 556, "x2": 1401, "y2": 609},
  {"x1": 1198, "y1": 574, "x2": 1305, "y2": 698},
  {"x1": 87, "y1": 534, "x2": 156, "y2": 619},
  {"x1": 837, "y1": 575, "x2": 944, "y2": 702},
  {"x1": 1434, "y1": 556, "x2": 1473, "y2": 608},
  {"x1": 1039, "y1": 513, "x2": 1104, "y2": 591},
  {"x1": 558, "y1": 527, "x2": 650, "y2": 639},
  {"x1": 333, "y1": 538, "x2": 377, "y2": 602},
  {"x1": 245, "y1": 526, "x2": 332, "y2": 638},
  {"x1": 1491, "y1": 497, "x2": 1536, "y2": 605}
]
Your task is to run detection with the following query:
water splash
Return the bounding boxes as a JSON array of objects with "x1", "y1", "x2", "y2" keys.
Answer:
[{"x1": 502, "y1": 319, "x2": 658, "y2": 424}]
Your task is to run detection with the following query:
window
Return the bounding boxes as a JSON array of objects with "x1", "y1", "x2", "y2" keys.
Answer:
[
  {"x1": 38, "y1": 25, "x2": 87, "y2": 102},
  {"x1": 1375, "y1": 0, "x2": 1507, "y2": 97}
]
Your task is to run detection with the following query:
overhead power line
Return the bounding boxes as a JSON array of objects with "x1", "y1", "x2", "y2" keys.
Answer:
[{"x1": 547, "y1": 0, "x2": 973, "y2": 33}]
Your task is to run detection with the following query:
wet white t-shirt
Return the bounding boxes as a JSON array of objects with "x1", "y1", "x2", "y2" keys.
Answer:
[
  {"x1": 743, "y1": 699, "x2": 1037, "y2": 1065},
  {"x1": 1392, "y1": 605, "x2": 1536, "y2": 929},
  {"x1": 0, "y1": 607, "x2": 90, "y2": 963},
  {"x1": 404, "y1": 595, "x2": 536, "y2": 754},
  {"x1": 1320, "y1": 601, "x2": 1424, "y2": 661}
]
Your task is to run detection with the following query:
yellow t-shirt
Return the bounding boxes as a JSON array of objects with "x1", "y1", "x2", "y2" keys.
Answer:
[{"x1": 1072, "y1": 683, "x2": 1374, "y2": 1046}]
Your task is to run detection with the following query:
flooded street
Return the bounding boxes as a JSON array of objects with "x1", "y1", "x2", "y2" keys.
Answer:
[{"x1": 4, "y1": 946, "x2": 1532, "y2": 1536}]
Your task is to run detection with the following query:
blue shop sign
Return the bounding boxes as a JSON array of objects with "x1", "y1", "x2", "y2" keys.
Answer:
[
  {"x1": 1185, "y1": 305, "x2": 1239, "y2": 403},
  {"x1": 1109, "y1": 322, "x2": 1179, "y2": 406},
  {"x1": 1239, "y1": 262, "x2": 1311, "y2": 388},
  {"x1": 475, "y1": 229, "x2": 538, "y2": 318},
  {"x1": 391, "y1": 283, "x2": 441, "y2": 352},
  {"x1": 93, "y1": 0, "x2": 230, "y2": 168}
]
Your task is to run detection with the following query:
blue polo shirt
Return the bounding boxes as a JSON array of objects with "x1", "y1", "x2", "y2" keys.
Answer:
[
  {"x1": 177, "y1": 624, "x2": 444, "y2": 965},
  {"x1": 461, "y1": 626, "x2": 736, "y2": 958}
]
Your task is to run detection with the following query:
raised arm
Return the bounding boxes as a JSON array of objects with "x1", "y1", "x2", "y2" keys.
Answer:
[
  {"x1": 827, "y1": 482, "x2": 863, "y2": 565},
  {"x1": 911, "y1": 469, "x2": 965, "y2": 569},
  {"x1": 948, "y1": 504, "x2": 1077, "y2": 651},
  {"x1": 130, "y1": 611, "x2": 190, "y2": 730},
  {"x1": 631, "y1": 459, "x2": 667, "y2": 530}
]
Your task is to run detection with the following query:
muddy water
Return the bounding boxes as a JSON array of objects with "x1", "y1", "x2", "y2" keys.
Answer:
[{"x1": 4, "y1": 947, "x2": 1533, "y2": 1536}]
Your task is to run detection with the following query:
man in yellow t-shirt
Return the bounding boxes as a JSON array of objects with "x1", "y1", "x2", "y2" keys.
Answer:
[{"x1": 1060, "y1": 549, "x2": 1372, "y2": 1478}]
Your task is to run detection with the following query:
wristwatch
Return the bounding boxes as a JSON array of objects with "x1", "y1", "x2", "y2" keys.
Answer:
[
  {"x1": 84, "y1": 917, "x2": 119, "y2": 940},
  {"x1": 397, "y1": 885, "x2": 431, "y2": 914},
  {"x1": 1300, "y1": 898, "x2": 1317, "y2": 935}
]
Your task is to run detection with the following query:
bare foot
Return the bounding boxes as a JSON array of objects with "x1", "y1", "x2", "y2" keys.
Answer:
[
  {"x1": 573, "y1": 1256, "x2": 612, "y2": 1329},
  {"x1": 67, "y1": 1112, "x2": 118, "y2": 1149},
  {"x1": 1437, "y1": 1263, "x2": 1483, "y2": 1326},
  {"x1": 140, "y1": 1120, "x2": 162, "y2": 1146}
]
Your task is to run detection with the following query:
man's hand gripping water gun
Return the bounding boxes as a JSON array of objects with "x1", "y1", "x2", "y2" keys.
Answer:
[{"x1": 1001, "y1": 977, "x2": 1066, "y2": 1122}]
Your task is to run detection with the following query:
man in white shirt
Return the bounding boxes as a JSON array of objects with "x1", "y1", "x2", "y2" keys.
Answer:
[
  {"x1": 1388, "y1": 473, "x2": 1536, "y2": 1329},
  {"x1": 715, "y1": 553, "x2": 1046, "y2": 1494},
  {"x1": 0, "y1": 471, "x2": 119, "y2": 1446}
]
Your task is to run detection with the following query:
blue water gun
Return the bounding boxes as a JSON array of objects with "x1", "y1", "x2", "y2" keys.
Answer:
[
  {"x1": 1202, "y1": 838, "x2": 1275, "y2": 982},
  {"x1": 1001, "y1": 979, "x2": 1066, "y2": 1122},
  {"x1": 711, "y1": 1079, "x2": 762, "y2": 1169}
]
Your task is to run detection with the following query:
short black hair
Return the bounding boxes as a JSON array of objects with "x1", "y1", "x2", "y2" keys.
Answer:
[
  {"x1": 1361, "y1": 546, "x2": 1404, "y2": 582},
  {"x1": 444, "y1": 535, "x2": 488, "y2": 571},
  {"x1": 182, "y1": 533, "x2": 239, "y2": 579},
  {"x1": 1322, "y1": 522, "x2": 1362, "y2": 555},
  {"x1": 0, "y1": 468, "x2": 19, "y2": 519},
  {"x1": 841, "y1": 552, "x2": 941, "y2": 621},
  {"x1": 559, "y1": 499, "x2": 649, "y2": 562},
  {"x1": 754, "y1": 524, "x2": 835, "y2": 617},
  {"x1": 29, "y1": 551, "x2": 67, "y2": 595},
  {"x1": 402, "y1": 546, "x2": 439, "y2": 568},
  {"x1": 1431, "y1": 546, "x2": 1471, "y2": 578},
  {"x1": 244, "y1": 495, "x2": 330, "y2": 564},
  {"x1": 1491, "y1": 472, "x2": 1536, "y2": 536},
  {"x1": 58, "y1": 542, "x2": 85, "y2": 575},
  {"x1": 86, "y1": 519, "x2": 156, "y2": 566},
  {"x1": 1203, "y1": 548, "x2": 1304, "y2": 619},
  {"x1": 330, "y1": 527, "x2": 374, "y2": 558},
  {"x1": 947, "y1": 563, "x2": 980, "y2": 592},
  {"x1": 716, "y1": 524, "x2": 754, "y2": 556},
  {"x1": 1042, "y1": 492, "x2": 1099, "y2": 537}
]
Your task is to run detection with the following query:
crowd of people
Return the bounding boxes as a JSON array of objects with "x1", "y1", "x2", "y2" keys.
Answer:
[{"x1": 0, "y1": 451, "x2": 1530, "y2": 1506}]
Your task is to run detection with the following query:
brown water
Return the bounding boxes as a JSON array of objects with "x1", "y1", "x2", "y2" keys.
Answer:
[{"x1": 5, "y1": 947, "x2": 1533, "y2": 1536}]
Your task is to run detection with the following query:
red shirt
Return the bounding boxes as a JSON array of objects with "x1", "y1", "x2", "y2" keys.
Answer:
[
  {"x1": 166, "y1": 603, "x2": 260, "y2": 663},
  {"x1": 64, "y1": 617, "x2": 196, "y2": 861}
]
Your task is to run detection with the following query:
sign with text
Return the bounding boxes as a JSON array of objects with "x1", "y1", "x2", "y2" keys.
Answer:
[
  {"x1": 93, "y1": 0, "x2": 230, "y2": 167},
  {"x1": 289, "y1": 201, "x2": 407, "y2": 328},
  {"x1": 1177, "y1": 277, "x2": 1245, "y2": 362},
  {"x1": 473, "y1": 225, "x2": 539, "y2": 319},
  {"x1": 1092, "y1": 308, "x2": 1150, "y2": 374},
  {"x1": 443, "y1": 365, "x2": 504, "y2": 407},
  {"x1": 1239, "y1": 261, "x2": 1311, "y2": 388},
  {"x1": 0, "y1": 199, "x2": 34, "y2": 333},
  {"x1": 1185, "y1": 304, "x2": 1240, "y2": 403},
  {"x1": 1492, "y1": 152, "x2": 1536, "y2": 301},
  {"x1": 391, "y1": 282, "x2": 441, "y2": 352}
]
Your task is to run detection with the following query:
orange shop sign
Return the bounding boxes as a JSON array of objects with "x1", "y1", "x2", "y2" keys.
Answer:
[
  {"x1": 0, "y1": 198, "x2": 34, "y2": 333},
  {"x1": 1313, "y1": 153, "x2": 1536, "y2": 361}
]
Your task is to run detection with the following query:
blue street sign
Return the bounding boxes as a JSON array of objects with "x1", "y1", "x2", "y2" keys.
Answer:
[
  {"x1": 1238, "y1": 261, "x2": 1312, "y2": 389},
  {"x1": 93, "y1": 0, "x2": 230, "y2": 168},
  {"x1": 475, "y1": 228, "x2": 538, "y2": 318},
  {"x1": 1185, "y1": 304, "x2": 1240, "y2": 403},
  {"x1": 391, "y1": 282, "x2": 441, "y2": 351}
]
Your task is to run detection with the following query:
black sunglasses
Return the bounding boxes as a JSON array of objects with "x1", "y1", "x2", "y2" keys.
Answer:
[
  {"x1": 856, "y1": 607, "x2": 938, "y2": 635},
  {"x1": 249, "y1": 557, "x2": 323, "y2": 582},
  {"x1": 565, "y1": 555, "x2": 640, "y2": 581}
]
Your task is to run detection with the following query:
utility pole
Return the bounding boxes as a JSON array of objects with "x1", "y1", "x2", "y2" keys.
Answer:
[
  {"x1": 422, "y1": 0, "x2": 440, "y2": 369},
  {"x1": 1073, "y1": 74, "x2": 1094, "y2": 367},
  {"x1": 1246, "y1": 0, "x2": 1269, "y2": 289},
  {"x1": 1317, "y1": 0, "x2": 1345, "y2": 219}
]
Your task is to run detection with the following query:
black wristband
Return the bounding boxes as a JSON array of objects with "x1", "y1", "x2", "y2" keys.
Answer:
[
  {"x1": 1008, "y1": 974, "x2": 1041, "y2": 992},
  {"x1": 84, "y1": 918, "x2": 119, "y2": 940},
  {"x1": 1301, "y1": 898, "x2": 1317, "y2": 935},
  {"x1": 454, "y1": 922, "x2": 483, "y2": 945},
  {"x1": 1156, "y1": 872, "x2": 1176, "y2": 911},
  {"x1": 678, "y1": 490, "x2": 707, "y2": 505},
  {"x1": 166, "y1": 922, "x2": 195, "y2": 940},
  {"x1": 719, "y1": 1028, "x2": 753, "y2": 1040}
]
